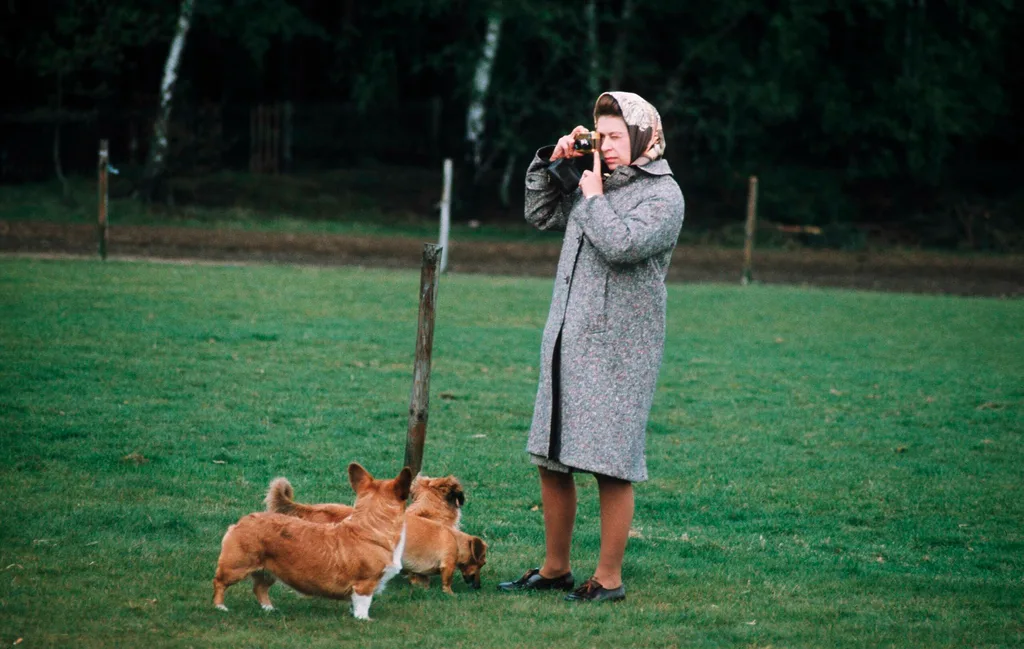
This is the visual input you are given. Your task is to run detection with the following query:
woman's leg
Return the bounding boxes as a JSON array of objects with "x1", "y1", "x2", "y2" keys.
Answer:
[
  {"x1": 592, "y1": 473, "x2": 634, "y2": 589},
  {"x1": 538, "y1": 466, "x2": 576, "y2": 577}
]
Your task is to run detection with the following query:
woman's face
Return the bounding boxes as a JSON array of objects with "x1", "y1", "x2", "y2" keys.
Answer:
[{"x1": 597, "y1": 115, "x2": 631, "y2": 170}]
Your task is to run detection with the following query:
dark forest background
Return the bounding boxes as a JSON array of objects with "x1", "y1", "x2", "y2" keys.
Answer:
[{"x1": 2, "y1": 0, "x2": 1022, "y2": 250}]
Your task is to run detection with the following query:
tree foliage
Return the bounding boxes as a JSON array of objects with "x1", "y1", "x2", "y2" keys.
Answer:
[{"x1": 1, "y1": 0, "x2": 1021, "y2": 238}]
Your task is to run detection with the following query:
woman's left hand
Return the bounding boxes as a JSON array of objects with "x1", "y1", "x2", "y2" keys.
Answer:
[{"x1": 578, "y1": 151, "x2": 603, "y2": 198}]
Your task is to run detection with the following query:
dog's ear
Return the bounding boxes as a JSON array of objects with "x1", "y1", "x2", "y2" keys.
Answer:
[
  {"x1": 471, "y1": 537, "x2": 486, "y2": 562},
  {"x1": 447, "y1": 485, "x2": 466, "y2": 508},
  {"x1": 394, "y1": 467, "x2": 413, "y2": 501},
  {"x1": 348, "y1": 463, "x2": 372, "y2": 493}
]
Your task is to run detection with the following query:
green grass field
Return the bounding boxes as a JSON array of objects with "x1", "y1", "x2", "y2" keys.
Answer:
[{"x1": 1, "y1": 257, "x2": 1021, "y2": 648}]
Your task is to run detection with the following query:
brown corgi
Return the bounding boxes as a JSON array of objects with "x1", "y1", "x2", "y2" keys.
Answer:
[
  {"x1": 402, "y1": 516, "x2": 487, "y2": 593},
  {"x1": 265, "y1": 475, "x2": 486, "y2": 594},
  {"x1": 212, "y1": 463, "x2": 412, "y2": 620},
  {"x1": 407, "y1": 475, "x2": 465, "y2": 529}
]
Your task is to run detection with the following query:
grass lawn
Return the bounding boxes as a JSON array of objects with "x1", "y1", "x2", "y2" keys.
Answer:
[{"x1": 0, "y1": 257, "x2": 1021, "y2": 648}]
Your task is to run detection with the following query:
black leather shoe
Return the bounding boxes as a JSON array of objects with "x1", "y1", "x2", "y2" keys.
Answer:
[
  {"x1": 564, "y1": 578, "x2": 626, "y2": 602},
  {"x1": 497, "y1": 568, "x2": 575, "y2": 592}
]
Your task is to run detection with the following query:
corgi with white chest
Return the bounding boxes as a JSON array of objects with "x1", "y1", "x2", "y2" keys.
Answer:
[
  {"x1": 212, "y1": 463, "x2": 412, "y2": 620},
  {"x1": 265, "y1": 473, "x2": 486, "y2": 594}
]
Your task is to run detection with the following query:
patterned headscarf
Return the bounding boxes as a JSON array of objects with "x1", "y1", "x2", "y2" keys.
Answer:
[{"x1": 594, "y1": 91, "x2": 666, "y2": 165}]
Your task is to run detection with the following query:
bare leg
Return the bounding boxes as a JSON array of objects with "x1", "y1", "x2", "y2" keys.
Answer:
[
  {"x1": 592, "y1": 473, "x2": 633, "y2": 589},
  {"x1": 538, "y1": 466, "x2": 576, "y2": 578}
]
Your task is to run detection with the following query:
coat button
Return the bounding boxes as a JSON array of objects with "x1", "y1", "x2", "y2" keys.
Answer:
[{"x1": 564, "y1": 275, "x2": 570, "y2": 284}]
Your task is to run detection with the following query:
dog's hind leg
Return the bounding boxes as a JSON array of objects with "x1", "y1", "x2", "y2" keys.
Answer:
[
  {"x1": 213, "y1": 561, "x2": 261, "y2": 611},
  {"x1": 252, "y1": 570, "x2": 277, "y2": 611},
  {"x1": 212, "y1": 532, "x2": 263, "y2": 611},
  {"x1": 213, "y1": 563, "x2": 255, "y2": 611}
]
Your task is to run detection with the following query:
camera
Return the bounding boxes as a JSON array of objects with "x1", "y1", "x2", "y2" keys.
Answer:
[
  {"x1": 573, "y1": 131, "x2": 602, "y2": 154},
  {"x1": 544, "y1": 130, "x2": 604, "y2": 193}
]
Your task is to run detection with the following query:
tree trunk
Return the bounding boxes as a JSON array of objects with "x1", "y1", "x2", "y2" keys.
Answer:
[
  {"x1": 608, "y1": 0, "x2": 633, "y2": 90},
  {"x1": 585, "y1": 0, "x2": 600, "y2": 96},
  {"x1": 141, "y1": 0, "x2": 196, "y2": 202},
  {"x1": 53, "y1": 71, "x2": 71, "y2": 203},
  {"x1": 498, "y1": 152, "x2": 515, "y2": 209},
  {"x1": 465, "y1": 9, "x2": 503, "y2": 174}
]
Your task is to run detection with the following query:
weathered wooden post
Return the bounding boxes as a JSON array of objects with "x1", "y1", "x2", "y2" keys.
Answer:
[
  {"x1": 404, "y1": 243, "x2": 443, "y2": 475},
  {"x1": 282, "y1": 101, "x2": 293, "y2": 173},
  {"x1": 741, "y1": 175, "x2": 758, "y2": 285},
  {"x1": 97, "y1": 139, "x2": 109, "y2": 260},
  {"x1": 249, "y1": 106, "x2": 257, "y2": 173}
]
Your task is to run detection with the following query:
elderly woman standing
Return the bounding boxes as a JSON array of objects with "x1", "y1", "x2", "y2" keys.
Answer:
[{"x1": 497, "y1": 92, "x2": 684, "y2": 602}]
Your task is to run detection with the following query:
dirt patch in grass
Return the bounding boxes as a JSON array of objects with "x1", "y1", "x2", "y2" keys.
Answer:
[{"x1": 1, "y1": 219, "x2": 1021, "y2": 297}]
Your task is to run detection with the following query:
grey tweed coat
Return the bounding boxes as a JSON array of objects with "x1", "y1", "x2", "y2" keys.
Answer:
[{"x1": 524, "y1": 147, "x2": 685, "y2": 482}]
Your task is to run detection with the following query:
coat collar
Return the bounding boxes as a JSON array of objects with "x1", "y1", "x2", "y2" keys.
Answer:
[
  {"x1": 603, "y1": 158, "x2": 674, "y2": 190},
  {"x1": 633, "y1": 158, "x2": 673, "y2": 177}
]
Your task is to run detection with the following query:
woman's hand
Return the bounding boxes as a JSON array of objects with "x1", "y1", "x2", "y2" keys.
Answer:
[
  {"x1": 578, "y1": 151, "x2": 603, "y2": 198},
  {"x1": 549, "y1": 125, "x2": 591, "y2": 161}
]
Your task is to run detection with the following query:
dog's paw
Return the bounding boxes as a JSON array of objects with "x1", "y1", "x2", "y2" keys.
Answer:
[
  {"x1": 215, "y1": 604, "x2": 229, "y2": 612},
  {"x1": 261, "y1": 604, "x2": 275, "y2": 612},
  {"x1": 351, "y1": 593, "x2": 373, "y2": 620}
]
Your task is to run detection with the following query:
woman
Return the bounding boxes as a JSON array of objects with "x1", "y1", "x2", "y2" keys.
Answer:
[{"x1": 497, "y1": 92, "x2": 684, "y2": 602}]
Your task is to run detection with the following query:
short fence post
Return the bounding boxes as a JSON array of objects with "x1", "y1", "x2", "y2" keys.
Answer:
[
  {"x1": 404, "y1": 243, "x2": 443, "y2": 475},
  {"x1": 249, "y1": 103, "x2": 283, "y2": 174},
  {"x1": 438, "y1": 158, "x2": 453, "y2": 273},
  {"x1": 742, "y1": 175, "x2": 758, "y2": 285},
  {"x1": 98, "y1": 139, "x2": 109, "y2": 260},
  {"x1": 249, "y1": 106, "x2": 257, "y2": 173},
  {"x1": 268, "y1": 103, "x2": 280, "y2": 174}
]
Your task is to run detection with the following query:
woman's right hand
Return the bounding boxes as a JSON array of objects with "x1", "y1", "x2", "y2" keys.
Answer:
[{"x1": 550, "y1": 125, "x2": 591, "y2": 161}]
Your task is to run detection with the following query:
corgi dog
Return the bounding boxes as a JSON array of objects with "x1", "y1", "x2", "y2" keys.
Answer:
[
  {"x1": 265, "y1": 474, "x2": 486, "y2": 594},
  {"x1": 407, "y1": 475, "x2": 465, "y2": 529},
  {"x1": 402, "y1": 516, "x2": 487, "y2": 593},
  {"x1": 212, "y1": 463, "x2": 412, "y2": 620}
]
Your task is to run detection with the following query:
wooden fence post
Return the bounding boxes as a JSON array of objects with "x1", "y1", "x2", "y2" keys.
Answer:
[
  {"x1": 404, "y1": 243, "x2": 443, "y2": 475},
  {"x1": 742, "y1": 175, "x2": 758, "y2": 285},
  {"x1": 98, "y1": 139, "x2": 109, "y2": 260},
  {"x1": 249, "y1": 103, "x2": 283, "y2": 174},
  {"x1": 283, "y1": 101, "x2": 293, "y2": 173}
]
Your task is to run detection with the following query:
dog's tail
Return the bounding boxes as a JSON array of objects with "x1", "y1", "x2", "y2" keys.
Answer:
[{"x1": 264, "y1": 477, "x2": 297, "y2": 514}]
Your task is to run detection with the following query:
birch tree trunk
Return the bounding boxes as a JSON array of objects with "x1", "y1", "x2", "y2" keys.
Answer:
[
  {"x1": 142, "y1": 0, "x2": 196, "y2": 201},
  {"x1": 585, "y1": 0, "x2": 599, "y2": 97},
  {"x1": 608, "y1": 0, "x2": 633, "y2": 90},
  {"x1": 465, "y1": 9, "x2": 503, "y2": 174}
]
